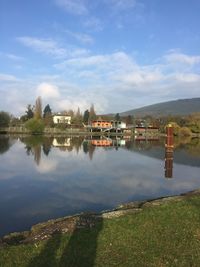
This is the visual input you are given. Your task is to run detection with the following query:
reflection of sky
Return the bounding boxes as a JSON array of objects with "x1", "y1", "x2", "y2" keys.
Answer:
[{"x1": 0, "y1": 138, "x2": 200, "y2": 236}]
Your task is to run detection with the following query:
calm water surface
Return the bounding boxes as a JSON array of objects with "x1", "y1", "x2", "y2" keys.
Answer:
[{"x1": 0, "y1": 135, "x2": 200, "y2": 237}]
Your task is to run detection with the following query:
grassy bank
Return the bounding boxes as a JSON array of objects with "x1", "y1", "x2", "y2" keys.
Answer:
[{"x1": 1, "y1": 191, "x2": 200, "y2": 267}]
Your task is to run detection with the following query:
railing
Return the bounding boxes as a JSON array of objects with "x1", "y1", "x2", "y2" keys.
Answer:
[{"x1": 0, "y1": 127, "x2": 30, "y2": 133}]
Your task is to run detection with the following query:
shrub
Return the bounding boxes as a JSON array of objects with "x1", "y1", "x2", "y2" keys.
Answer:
[
  {"x1": 0, "y1": 111, "x2": 10, "y2": 127},
  {"x1": 25, "y1": 118, "x2": 45, "y2": 134},
  {"x1": 179, "y1": 127, "x2": 192, "y2": 136}
]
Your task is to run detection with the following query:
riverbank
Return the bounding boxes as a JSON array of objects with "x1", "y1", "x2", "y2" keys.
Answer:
[{"x1": 1, "y1": 189, "x2": 200, "y2": 266}]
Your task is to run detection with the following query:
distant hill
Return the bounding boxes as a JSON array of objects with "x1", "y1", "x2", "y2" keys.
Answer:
[{"x1": 120, "y1": 98, "x2": 200, "y2": 117}]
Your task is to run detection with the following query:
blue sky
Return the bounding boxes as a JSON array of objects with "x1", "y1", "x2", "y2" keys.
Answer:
[{"x1": 0, "y1": 0, "x2": 200, "y2": 115}]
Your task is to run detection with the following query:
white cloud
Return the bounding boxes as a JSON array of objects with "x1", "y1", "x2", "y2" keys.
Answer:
[
  {"x1": 54, "y1": 0, "x2": 88, "y2": 15},
  {"x1": 17, "y1": 36, "x2": 89, "y2": 59},
  {"x1": 0, "y1": 52, "x2": 24, "y2": 61},
  {"x1": 17, "y1": 37, "x2": 66, "y2": 58},
  {"x1": 6, "y1": 54, "x2": 24, "y2": 61},
  {"x1": 65, "y1": 29, "x2": 94, "y2": 44},
  {"x1": 174, "y1": 73, "x2": 200, "y2": 83},
  {"x1": 36, "y1": 158, "x2": 58, "y2": 173},
  {"x1": 0, "y1": 73, "x2": 18, "y2": 82},
  {"x1": 1, "y1": 50, "x2": 200, "y2": 115},
  {"x1": 165, "y1": 52, "x2": 200, "y2": 65},
  {"x1": 36, "y1": 83, "x2": 60, "y2": 99},
  {"x1": 55, "y1": 51, "x2": 134, "y2": 71},
  {"x1": 83, "y1": 17, "x2": 104, "y2": 31},
  {"x1": 115, "y1": 71, "x2": 164, "y2": 86},
  {"x1": 109, "y1": 0, "x2": 137, "y2": 10}
]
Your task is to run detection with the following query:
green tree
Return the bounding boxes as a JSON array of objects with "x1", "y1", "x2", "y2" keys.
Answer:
[
  {"x1": 25, "y1": 118, "x2": 45, "y2": 134},
  {"x1": 43, "y1": 104, "x2": 52, "y2": 118},
  {"x1": 26, "y1": 104, "x2": 34, "y2": 119},
  {"x1": 43, "y1": 104, "x2": 53, "y2": 126},
  {"x1": 125, "y1": 115, "x2": 133, "y2": 125},
  {"x1": 0, "y1": 111, "x2": 10, "y2": 127},
  {"x1": 83, "y1": 110, "x2": 90, "y2": 124},
  {"x1": 115, "y1": 113, "x2": 120, "y2": 121}
]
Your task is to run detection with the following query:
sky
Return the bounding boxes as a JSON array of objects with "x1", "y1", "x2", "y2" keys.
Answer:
[{"x1": 0, "y1": 0, "x2": 200, "y2": 116}]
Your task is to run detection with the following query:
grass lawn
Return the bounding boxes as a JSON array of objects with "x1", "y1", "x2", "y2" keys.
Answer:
[{"x1": 1, "y1": 194, "x2": 200, "y2": 267}]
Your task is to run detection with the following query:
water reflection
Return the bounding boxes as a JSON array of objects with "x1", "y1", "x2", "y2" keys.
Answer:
[
  {"x1": 15, "y1": 135, "x2": 200, "y2": 168},
  {"x1": 0, "y1": 135, "x2": 200, "y2": 237},
  {"x1": 0, "y1": 135, "x2": 15, "y2": 154},
  {"x1": 164, "y1": 124, "x2": 174, "y2": 179}
]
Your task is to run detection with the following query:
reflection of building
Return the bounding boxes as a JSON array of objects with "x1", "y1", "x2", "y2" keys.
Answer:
[
  {"x1": 91, "y1": 139, "x2": 113, "y2": 147},
  {"x1": 134, "y1": 136, "x2": 159, "y2": 141},
  {"x1": 52, "y1": 138, "x2": 71, "y2": 147},
  {"x1": 90, "y1": 137, "x2": 126, "y2": 147},
  {"x1": 53, "y1": 114, "x2": 71, "y2": 124}
]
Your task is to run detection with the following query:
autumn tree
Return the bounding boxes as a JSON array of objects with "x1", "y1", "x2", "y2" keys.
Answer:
[
  {"x1": 34, "y1": 96, "x2": 42, "y2": 120},
  {"x1": 186, "y1": 112, "x2": 200, "y2": 133},
  {"x1": 73, "y1": 107, "x2": 82, "y2": 124},
  {"x1": 89, "y1": 104, "x2": 96, "y2": 122}
]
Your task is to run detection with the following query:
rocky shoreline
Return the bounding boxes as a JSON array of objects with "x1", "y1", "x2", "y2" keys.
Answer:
[{"x1": 1, "y1": 188, "x2": 200, "y2": 246}]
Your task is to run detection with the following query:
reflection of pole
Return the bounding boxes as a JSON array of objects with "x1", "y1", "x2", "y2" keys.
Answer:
[{"x1": 165, "y1": 124, "x2": 174, "y2": 179}]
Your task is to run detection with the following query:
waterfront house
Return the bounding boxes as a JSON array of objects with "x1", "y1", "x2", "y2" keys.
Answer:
[
  {"x1": 91, "y1": 120, "x2": 112, "y2": 129},
  {"x1": 53, "y1": 114, "x2": 71, "y2": 125},
  {"x1": 111, "y1": 120, "x2": 126, "y2": 129}
]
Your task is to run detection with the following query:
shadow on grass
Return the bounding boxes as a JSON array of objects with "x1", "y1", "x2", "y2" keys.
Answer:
[
  {"x1": 28, "y1": 215, "x2": 103, "y2": 267},
  {"x1": 28, "y1": 232, "x2": 62, "y2": 267}
]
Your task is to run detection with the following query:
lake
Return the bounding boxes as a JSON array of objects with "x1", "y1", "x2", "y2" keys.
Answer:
[{"x1": 0, "y1": 135, "x2": 200, "y2": 237}]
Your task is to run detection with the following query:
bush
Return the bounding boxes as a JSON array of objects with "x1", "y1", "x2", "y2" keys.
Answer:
[
  {"x1": 0, "y1": 111, "x2": 10, "y2": 127},
  {"x1": 25, "y1": 118, "x2": 45, "y2": 134},
  {"x1": 179, "y1": 127, "x2": 192, "y2": 136}
]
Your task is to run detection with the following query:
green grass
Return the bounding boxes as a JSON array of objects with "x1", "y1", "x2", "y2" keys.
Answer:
[{"x1": 1, "y1": 195, "x2": 200, "y2": 267}]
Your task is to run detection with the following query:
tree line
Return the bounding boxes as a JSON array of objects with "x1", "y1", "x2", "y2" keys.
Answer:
[{"x1": 1, "y1": 96, "x2": 200, "y2": 135}]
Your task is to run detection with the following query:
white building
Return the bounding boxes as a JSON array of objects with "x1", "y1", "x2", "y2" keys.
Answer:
[
  {"x1": 53, "y1": 114, "x2": 71, "y2": 124},
  {"x1": 111, "y1": 121, "x2": 126, "y2": 129}
]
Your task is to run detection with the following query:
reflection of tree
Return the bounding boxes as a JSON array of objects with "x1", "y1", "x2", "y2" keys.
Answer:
[
  {"x1": 83, "y1": 141, "x2": 89, "y2": 154},
  {"x1": 20, "y1": 136, "x2": 53, "y2": 165},
  {"x1": 74, "y1": 137, "x2": 83, "y2": 154},
  {"x1": 33, "y1": 145, "x2": 41, "y2": 166},
  {"x1": 89, "y1": 144, "x2": 96, "y2": 160},
  {"x1": 0, "y1": 136, "x2": 12, "y2": 154},
  {"x1": 43, "y1": 137, "x2": 53, "y2": 156},
  {"x1": 25, "y1": 145, "x2": 33, "y2": 156},
  {"x1": 185, "y1": 138, "x2": 200, "y2": 158},
  {"x1": 174, "y1": 136, "x2": 192, "y2": 148},
  {"x1": 124, "y1": 138, "x2": 161, "y2": 152}
]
